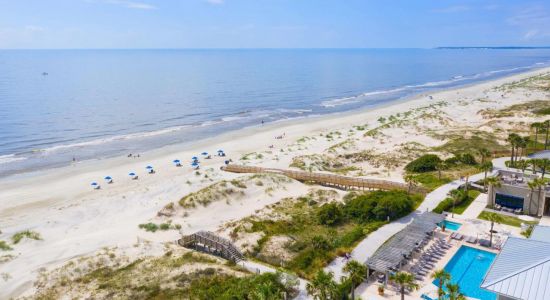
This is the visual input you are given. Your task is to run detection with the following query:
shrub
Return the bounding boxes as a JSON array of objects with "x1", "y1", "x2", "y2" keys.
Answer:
[
  {"x1": 344, "y1": 190, "x2": 419, "y2": 222},
  {"x1": 0, "y1": 240, "x2": 12, "y2": 251},
  {"x1": 458, "y1": 153, "x2": 477, "y2": 165},
  {"x1": 317, "y1": 203, "x2": 343, "y2": 226},
  {"x1": 138, "y1": 223, "x2": 159, "y2": 232},
  {"x1": 160, "y1": 223, "x2": 170, "y2": 231},
  {"x1": 405, "y1": 154, "x2": 441, "y2": 173}
]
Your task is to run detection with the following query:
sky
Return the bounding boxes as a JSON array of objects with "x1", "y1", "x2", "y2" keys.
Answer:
[{"x1": 0, "y1": 0, "x2": 549, "y2": 49}]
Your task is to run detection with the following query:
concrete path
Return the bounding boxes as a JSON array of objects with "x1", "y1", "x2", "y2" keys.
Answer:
[
  {"x1": 462, "y1": 193, "x2": 488, "y2": 219},
  {"x1": 241, "y1": 260, "x2": 310, "y2": 299},
  {"x1": 324, "y1": 172, "x2": 486, "y2": 281}
]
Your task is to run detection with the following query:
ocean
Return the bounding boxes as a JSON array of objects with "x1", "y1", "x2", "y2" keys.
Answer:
[{"x1": 1, "y1": 48, "x2": 550, "y2": 176}]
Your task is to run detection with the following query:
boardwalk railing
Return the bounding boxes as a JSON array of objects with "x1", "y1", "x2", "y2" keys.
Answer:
[
  {"x1": 221, "y1": 164, "x2": 427, "y2": 194},
  {"x1": 178, "y1": 231, "x2": 244, "y2": 262}
]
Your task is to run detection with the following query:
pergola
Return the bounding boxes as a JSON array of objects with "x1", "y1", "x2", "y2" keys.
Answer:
[{"x1": 366, "y1": 212, "x2": 445, "y2": 273}]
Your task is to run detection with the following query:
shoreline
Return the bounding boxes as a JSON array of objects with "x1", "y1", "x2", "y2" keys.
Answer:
[
  {"x1": 1, "y1": 65, "x2": 550, "y2": 298},
  {"x1": 2, "y1": 60, "x2": 549, "y2": 179},
  {"x1": 2, "y1": 63, "x2": 549, "y2": 184}
]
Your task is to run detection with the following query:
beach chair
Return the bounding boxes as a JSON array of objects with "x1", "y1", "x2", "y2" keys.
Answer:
[{"x1": 450, "y1": 232, "x2": 457, "y2": 239}]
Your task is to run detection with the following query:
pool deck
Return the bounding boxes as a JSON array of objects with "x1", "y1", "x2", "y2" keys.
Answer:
[{"x1": 356, "y1": 213, "x2": 517, "y2": 300}]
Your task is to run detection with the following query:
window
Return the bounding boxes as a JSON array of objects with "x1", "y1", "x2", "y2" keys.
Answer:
[{"x1": 495, "y1": 193, "x2": 524, "y2": 209}]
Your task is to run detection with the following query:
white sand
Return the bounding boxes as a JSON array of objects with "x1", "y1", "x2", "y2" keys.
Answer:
[{"x1": 1, "y1": 67, "x2": 550, "y2": 298}]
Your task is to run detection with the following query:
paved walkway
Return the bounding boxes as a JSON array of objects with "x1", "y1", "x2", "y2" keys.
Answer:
[
  {"x1": 241, "y1": 260, "x2": 309, "y2": 299},
  {"x1": 324, "y1": 172, "x2": 486, "y2": 281},
  {"x1": 462, "y1": 193, "x2": 488, "y2": 219}
]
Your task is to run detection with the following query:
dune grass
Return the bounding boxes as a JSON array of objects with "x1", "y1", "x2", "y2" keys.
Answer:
[
  {"x1": 12, "y1": 230, "x2": 42, "y2": 244},
  {"x1": 0, "y1": 240, "x2": 12, "y2": 251}
]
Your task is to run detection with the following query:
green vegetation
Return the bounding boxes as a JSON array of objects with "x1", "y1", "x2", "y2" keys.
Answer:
[
  {"x1": 138, "y1": 222, "x2": 179, "y2": 232},
  {"x1": 432, "y1": 131, "x2": 507, "y2": 155},
  {"x1": 405, "y1": 154, "x2": 441, "y2": 173},
  {"x1": 290, "y1": 154, "x2": 360, "y2": 174},
  {"x1": 179, "y1": 174, "x2": 291, "y2": 208},
  {"x1": 478, "y1": 211, "x2": 538, "y2": 228},
  {"x1": 34, "y1": 248, "x2": 298, "y2": 300},
  {"x1": 12, "y1": 230, "x2": 41, "y2": 244},
  {"x1": 409, "y1": 173, "x2": 452, "y2": 191},
  {"x1": 243, "y1": 190, "x2": 421, "y2": 278},
  {"x1": 534, "y1": 107, "x2": 550, "y2": 115},
  {"x1": 433, "y1": 190, "x2": 480, "y2": 214},
  {"x1": 0, "y1": 240, "x2": 12, "y2": 251}
]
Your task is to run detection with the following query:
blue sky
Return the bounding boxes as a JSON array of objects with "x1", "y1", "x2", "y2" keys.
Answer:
[{"x1": 1, "y1": 0, "x2": 549, "y2": 48}]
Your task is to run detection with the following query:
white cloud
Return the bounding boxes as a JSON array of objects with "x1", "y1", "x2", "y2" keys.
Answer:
[{"x1": 507, "y1": 5, "x2": 550, "y2": 40}]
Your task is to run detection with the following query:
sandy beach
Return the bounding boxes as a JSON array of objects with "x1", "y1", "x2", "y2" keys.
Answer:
[{"x1": 1, "y1": 66, "x2": 550, "y2": 298}]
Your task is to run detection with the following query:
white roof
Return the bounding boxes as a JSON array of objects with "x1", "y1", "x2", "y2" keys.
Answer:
[
  {"x1": 481, "y1": 237, "x2": 550, "y2": 300},
  {"x1": 530, "y1": 225, "x2": 550, "y2": 243}
]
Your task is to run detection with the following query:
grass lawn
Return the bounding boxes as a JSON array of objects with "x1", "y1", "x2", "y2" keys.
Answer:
[
  {"x1": 433, "y1": 190, "x2": 480, "y2": 215},
  {"x1": 452, "y1": 190, "x2": 481, "y2": 215},
  {"x1": 411, "y1": 173, "x2": 452, "y2": 191},
  {"x1": 478, "y1": 211, "x2": 539, "y2": 227}
]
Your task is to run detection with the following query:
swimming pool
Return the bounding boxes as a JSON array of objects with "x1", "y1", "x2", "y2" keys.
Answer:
[
  {"x1": 433, "y1": 246, "x2": 496, "y2": 300},
  {"x1": 438, "y1": 220, "x2": 462, "y2": 231}
]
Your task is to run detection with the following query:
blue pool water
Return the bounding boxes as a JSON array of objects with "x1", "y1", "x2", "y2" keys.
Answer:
[
  {"x1": 438, "y1": 220, "x2": 462, "y2": 231},
  {"x1": 433, "y1": 246, "x2": 496, "y2": 300}
]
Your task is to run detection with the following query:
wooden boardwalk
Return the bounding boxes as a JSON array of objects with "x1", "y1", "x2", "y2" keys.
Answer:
[
  {"x1": 221, "y1": 164, "x2": 427, "y2": 194},
  {"x1": 178, "y1": 231, "x2": 244, "y2": 262}
]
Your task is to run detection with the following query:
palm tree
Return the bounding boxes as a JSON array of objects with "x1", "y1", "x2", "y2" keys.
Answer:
[
  {"x1": 544, "y1": 120, "x2": 550, "y2": 150},
  {"x1": 539, "y1": 158, "x2": 550, "y2": 178},
  {"x1": 531, "y1": 122, "x2": 543, "y2": 150},
  {"x1": 484, "y1": 212, "x2": 503, "y2": 247},
  {"x1": 477, "y1": 148, "x2": 491, "y2": 164},
  {"x1": 342, "y1": 260, "x2": 368, "y2": 300},
  {"x1": 485, "y1": 176, "x2": 501, "y2": 208},
  {"x1": 431, "y1": 269, "x2": 450, "y2": 300},
  {"x1": 478, "y1": 161, "x2": 493, "y2": 191},
  {"x1": 306, "y1": 270, "x2": 340, "y2": 300},
  {"x1": 517, "y1": 159, "x2": 529, "y2": 173},
  {"x1": 404, "y1": 174, "x2": 418, "y2": 194},
  {"x1": 449, "y1": 189, "x2": 465, "y2": 217},
  {"x1": 390, "y1": 272, "x2": 418, "y2": 300},
  {"x1": 507, "y1": 133, "x2": 520, "y2": 164},
  {"x1": 250, "y1": 281, "x2": 277, "y2": 300},
  {"x1": 529, "y1": 177, "x2": 548, "y2": 216},
  {"x1": 530, "y1": 159, "x2": 539, "y2": 175},
  {"x1": 518, "y1": 136, "x2": 530, "y2": 159},
  {"x1": 436, "y1": 161, "x2": 447, "y2": 180},
  {"x1": 446, "y1": 283, "x2": 466, "y2": 300}
]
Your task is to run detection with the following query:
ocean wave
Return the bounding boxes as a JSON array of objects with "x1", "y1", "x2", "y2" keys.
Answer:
[{"x1": 0, "y1": 154, "x2": 27, "y2": 165}]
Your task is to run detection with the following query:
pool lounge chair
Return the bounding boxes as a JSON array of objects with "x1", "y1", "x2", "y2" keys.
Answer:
[
  {"x1": 450, "y1": 232, "x2": 457, "y2": 239},
  {"x1": 465, "y1": 236, "x2": 478, "y2": 244}
]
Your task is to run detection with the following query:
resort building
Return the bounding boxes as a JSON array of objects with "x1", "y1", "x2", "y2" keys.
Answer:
[
  {"x1": 481, "y1": 225, "x2": 550, "y2": 300},
  {"x1": 487, "y1": 170, "x2": 549, "y2": 216}
]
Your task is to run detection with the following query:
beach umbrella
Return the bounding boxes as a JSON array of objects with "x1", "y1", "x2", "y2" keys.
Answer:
[
  {"x1": 91, "y1": 182, "x2": 98, "y2": 186},
  {"x1": 146, "y1": 165, "x2": 153, "y2": 169},
  {"x1": 201, "y1": 152, "x2": 208, "y2": 156},
  {"x1": 192, "y1": 156, "x2": 198, "y2": 160},
  {"x1": 217, "y1": 149, "x2": 223, "y2": 153},
  {"x1": 173, "y1": 159, "x2": 180, "y2": 164},
  {"x1": 104, "y1": 176, "x2": 112, "y2": 180},
  {"x1": 191, "y1": 161, "x2": 199, "y2": 166},
  {"x1": 91, "y1": 182, "x2": 100, "y2": 189}
]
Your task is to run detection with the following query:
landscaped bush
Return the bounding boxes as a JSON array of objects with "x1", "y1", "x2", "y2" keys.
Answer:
[
  {"x1": 317, "y1": 203, "x2": 343, "y2": 226},
  {"x1": 344, "y1": 190, "x2": 420, "y2": 222},
  {"x1": 432, "y1": 189, "x2": 480, "y2": 214},
  {"x1": 405, "y1": 154, "x2": 441, "y2": 172},
  {"x1": 139, "y1": 223, "x2": 159, "y2": 232},
  {"x1": 457, "y1": 153, "x2": 477, "y2": 165}
]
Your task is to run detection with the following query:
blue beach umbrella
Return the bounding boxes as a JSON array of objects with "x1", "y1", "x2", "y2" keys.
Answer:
[
  {"x1": 191, "y1": 161, "x2": 199, "y2": 166},
  {"x1": 217, "y1": 149, "x2": 224, "y2": 153},
  {"x1": 146, "y1": 165, "x2": 153, "y2": 169},
  {"x1": 173, "y1": 159, "x2": 181, "y2": 164},
  {"x1": 191, "y1": 156, "x2": 198, "y2": 160},
  {"x1": 201, "y1": 152, "x2": 208, "y2": 156},
  {"x1": 91, "y1": 182, "x2": 98, "y2": 186},
  {"x1": 129, "y1": 172, "x2": 136, "y2": 176},
  {"x1": 104, "y1": 176, "x2": 112, "y2": 180}
]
